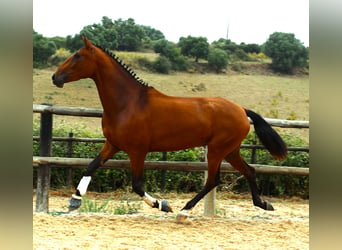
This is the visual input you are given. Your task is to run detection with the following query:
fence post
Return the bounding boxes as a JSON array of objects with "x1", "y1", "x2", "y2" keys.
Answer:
[
  {"x1": 35, "y1": 104, "x2": 53, "y2": 212},
  {"x1": 160, "y1": 152, "x2": 167, "y2": 192},
  {"x1": 204, "y1": 146, "x2": 216, "y2": 216},
  {"x1": 66, "y1": 132, "x2": 74, "y2": 189},
  {"x1": 251, "y1": 134, "x2": 257, "y2": 164}
]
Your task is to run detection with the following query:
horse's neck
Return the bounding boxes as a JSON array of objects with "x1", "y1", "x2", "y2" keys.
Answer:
[{"x1": 92, "y1": 65, "x2": 145, "y2": 114}]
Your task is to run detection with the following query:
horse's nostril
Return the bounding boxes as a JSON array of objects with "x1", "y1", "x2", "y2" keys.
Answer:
[{"x1": 52, "y1": 74, "x2": 55, "y2": 80}]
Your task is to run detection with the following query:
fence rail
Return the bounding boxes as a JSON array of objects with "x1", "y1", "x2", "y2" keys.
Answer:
[
  {"x1": 33, "y1": 104, "x2": 309, "y2": 213},
  {"x1": 32, "y1": 136, "x2": 309, "y2": 152},
  {"x1": 33, "y1": 104, "x2": 309, "y2": 128},
  {"x1": 33, "y1": 156, "x2": 309, "y2": 175}
]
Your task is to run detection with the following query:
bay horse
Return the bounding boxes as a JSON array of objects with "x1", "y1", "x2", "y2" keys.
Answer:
[{"x1": 52, "y1": 37, "x2": 287, "y2": 221}]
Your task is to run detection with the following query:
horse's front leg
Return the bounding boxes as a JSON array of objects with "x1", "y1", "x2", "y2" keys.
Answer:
[
  {"x1": 129, "y1": 152, "x2": 173, "y2": 213},
  {"x1": 68, "y1": 141, "x2": 119, "y2": 211}
]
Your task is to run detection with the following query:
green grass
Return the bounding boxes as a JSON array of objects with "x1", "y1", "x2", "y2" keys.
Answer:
[{"x1": 78, "y1": 197, "x2": 141, "y2": 215}]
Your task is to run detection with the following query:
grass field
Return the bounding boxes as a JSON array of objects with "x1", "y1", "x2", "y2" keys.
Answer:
[{"x1": 33, "y1": 65, "x2": 309, "y2": 142}]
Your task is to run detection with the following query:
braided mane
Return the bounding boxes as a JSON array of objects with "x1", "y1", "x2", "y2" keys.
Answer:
[{"x1": 95, "y1": 45, "x2": 150, "y2": 87}]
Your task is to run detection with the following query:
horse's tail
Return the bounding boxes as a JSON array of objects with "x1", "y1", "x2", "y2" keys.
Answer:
[{"x1": 245, "y1": 109, "x2": 287, "y2": 160}]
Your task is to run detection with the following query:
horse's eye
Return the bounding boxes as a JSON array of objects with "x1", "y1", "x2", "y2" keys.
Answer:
[{"x1": 74, "y1": 53, "x2": 81, "y2": 60}]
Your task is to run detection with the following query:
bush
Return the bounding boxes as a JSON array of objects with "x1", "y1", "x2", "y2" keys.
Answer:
[
  {"x1": 154, "y1": 39, "x2": 189, "y2": 71},
  {"x1": 235, "y1": 132, "x2": 309, "y2": 198},
  {"x1": 152, "y1": 56, "x2": 172, "y2": 74},
  {"x1": 170, "y1": 54, "x2": 189, "y2": 71},
  {"x1": 208, "y1": 48, "x2": 228, "y2": 72},
  {"x1": 264, "y1": 32, "x2": 308, "y2": 74},
  {"x1": 33, "y1": 30, "x2": 57, "y2": 68},
  {"x1": 178, "y1": 36, "x2": 209, "y2": 62},
  {"x1": 49, "y1": 48, "x2": 72, "y2": 66}
]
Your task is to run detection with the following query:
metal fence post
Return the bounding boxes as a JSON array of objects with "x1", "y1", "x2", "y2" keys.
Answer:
[{"x1": 35, "y1": 104, "x2": 53, "y2": 212}]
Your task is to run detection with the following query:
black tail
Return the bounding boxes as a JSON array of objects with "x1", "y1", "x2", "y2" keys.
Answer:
[{"x1": 246, "y1": 109, "x2": 287, "y2": 160}]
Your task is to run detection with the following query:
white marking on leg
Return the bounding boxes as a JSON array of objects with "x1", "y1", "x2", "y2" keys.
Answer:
[
  {"x1": 76, "y1": 176, "x2": 91, "y2": 196},
  {"x1": 71, "y1": 194, "x2": 82, "y2": 200},
  {"x1": 176, "y1": 209, "x2": 192, "y2": 222},
  {"x1": 178, "y1": 209, "x2": 191, "y2": 217},
  {"x1": 142, "y1": 192, "x2": 157, "y2": 207}
]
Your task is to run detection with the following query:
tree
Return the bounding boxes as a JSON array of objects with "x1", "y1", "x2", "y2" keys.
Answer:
[
  {"x1": 154, "y1": 39, "x2": 177, "y2": 59},
  {"x1": 264, "y1": 32, "x2": 308, "y2": 73},
  {"x1": 114, "y1": 18, "x2": 145, "y2": 51},
  {"x1": 141, "y1": 25, "x2": 165, "y2": 41},
  {"x1": 49, "y1": 36, "x2": 66, "y2": 49},
  {"x1": 212, "y1": 38, "x2": 239, "y2": 53},
  {"x1": 240, "y1": 43, "x2": 261, "y2": 54},
  {"x1": 65, "y1": 34, "x2": 84, "y2": 52},
  {"x1": 33, "y1": 30, "x2": 57, "y2": 68},
  {"x1": 154, "y1": 39, "x2": 188, "y2": 71},
  {"x1": 178, "y1": 36, "x2": 209, "y2": 62},
  {"x1": 65, "y1": 17, "x2": 165, "y2": 52},
  {"x1": 80, "y1": 22, "x2": 118, "y2": 50},
  {"x1": 153, "y1": 56, "x2": 172, "y2": 74},
  {"x1": 208, "y1": 48, "x2": 228, "y2": 73}
]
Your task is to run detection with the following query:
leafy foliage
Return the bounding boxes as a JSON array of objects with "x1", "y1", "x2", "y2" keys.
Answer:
[
  {"x1": 33, "y1": 30, "x2": 57, "y2": 68},
  {"x1": 237, "y1": 132, "x2": 309, "y2": 198},
  {"x1": 178, "y1": 36, "x2": 209, "y2": 62},
  {"x1": 65, "y1": 17, "x2": 164, "y2": 52},
  {"x1": 152, "y1": 56, "x2": 172, "y2": 74},
  {"x1": 264, "y1": 32, "x2": 308, "y2": 73},
  {"x1": 153, "y1": 39, "x2": 188, "y2": 72},
  {"x1": 114, "y1": 18, "x2": 145, "y2": 51},
  {"x1": 240, "y1": 43, "x2": 261, "y2": 54},
  {"x1": 208, "y1": 48, "x2": 228, "y2": 72}
]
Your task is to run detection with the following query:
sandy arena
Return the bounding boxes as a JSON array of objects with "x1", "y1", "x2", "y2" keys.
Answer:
[{"x1": 33, "y1": 191, "x2": 309, "y2": 249}]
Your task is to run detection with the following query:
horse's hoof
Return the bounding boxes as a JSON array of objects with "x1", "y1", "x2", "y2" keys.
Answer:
[
  {"x1": 265, "y1": 201, "x2": 274, "y2": 211},
  {"x1": 160, "y1": 200, "x2": 173, "y2": 213},
  {"x1": 176, "y1": 210, "x2": 189, "y2": 222},
  {"x1": 68, "y1": 195, "x2": 82, "y2": 212}
]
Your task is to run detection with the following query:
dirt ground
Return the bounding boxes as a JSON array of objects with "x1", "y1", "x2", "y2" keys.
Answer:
[{"x1": 33, "y1": 191, "x2": 309, "y2": 250}]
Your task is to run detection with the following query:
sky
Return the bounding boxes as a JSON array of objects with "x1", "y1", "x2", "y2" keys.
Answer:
[{"x1": 33, "y1": 0, "x2": 309, "y2": 46}]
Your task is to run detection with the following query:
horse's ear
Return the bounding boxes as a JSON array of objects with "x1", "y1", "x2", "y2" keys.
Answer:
[{"x1": 82, "y1": 36, "x2": 94, "y2": 49}]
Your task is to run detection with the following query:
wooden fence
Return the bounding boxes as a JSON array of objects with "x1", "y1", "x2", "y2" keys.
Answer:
[{"x1": 33, "y1": 104, "x2": 309, "y2": 213}]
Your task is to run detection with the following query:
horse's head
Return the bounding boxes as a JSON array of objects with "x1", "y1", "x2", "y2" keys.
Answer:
[{"x1": 52, "y1": 36, "x2": 97, "y2": 88}]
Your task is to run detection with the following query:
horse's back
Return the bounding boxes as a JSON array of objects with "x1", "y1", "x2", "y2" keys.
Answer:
[{"x1": 145, "y1": 89, "x2": 250, "y2": 151}]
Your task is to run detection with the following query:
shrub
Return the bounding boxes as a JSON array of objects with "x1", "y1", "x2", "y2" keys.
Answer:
[
  {"x1": 208, "y1": 48, "x2": 228, "y2": 73},
  {"x1": 264, "y1": 32, "x2": 308, "y2": 74},
  {"x1": 178, "y1": 36, "x2": 209, "y2": 62},
  {"x1": 235, "y1": 132, "x2": 309, "y2": 198},
  {"x1": 33, "y1": 30, "x2": 57, "y2": 68},
  {"x1": 49, "y1": 48, "x2": 72, "y2": 66},
  {"x1": 154, "y1": 39, "x2": 189, "y2": 71},
  {"x1": 152, "y1": 56, "x2": 172, "y2": 74},
  {"x1": 171, "y1": 54, "x2": 189, "y2": 71}
]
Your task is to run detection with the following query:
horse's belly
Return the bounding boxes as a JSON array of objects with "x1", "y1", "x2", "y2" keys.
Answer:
[{"x1": 148, "y1": 122, "x2": 210, "y2": 152}]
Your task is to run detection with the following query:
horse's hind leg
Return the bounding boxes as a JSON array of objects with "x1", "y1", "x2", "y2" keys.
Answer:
[
  {"x1": 176, "y1": 149, "x2": 222, "y2": 221},
  {"x1": 225, "y1": 149, "x2": 274, "y2": 211},
  {"x1": 68, "y1": 140, "x2": 119, "y2": 211}
]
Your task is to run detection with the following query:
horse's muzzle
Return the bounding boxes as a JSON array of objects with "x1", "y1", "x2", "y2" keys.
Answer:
[{"x1": 52, "y1": 73, "x2": 64, "y2": 88}]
